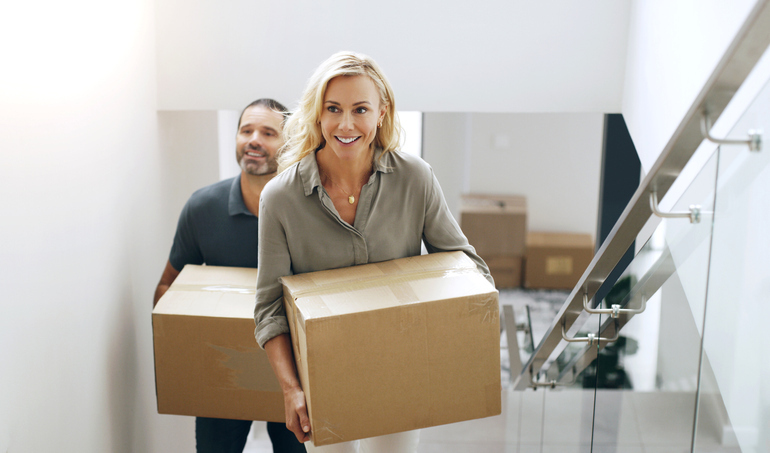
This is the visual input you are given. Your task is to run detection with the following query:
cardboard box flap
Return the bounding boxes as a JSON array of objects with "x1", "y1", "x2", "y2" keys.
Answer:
[
  {"x1": 173, "y1": 264, "x2": 257, "y2": 287},
  {"x1": 153, "y1": 265, "x2": 256, "y2": 319},
  {"x1": 280, "y1": 251, "x2": 475, "y2": 293},
  {"x1": 292, "y1": 273, "x2": 496, "y2": 321},
  {"x1": 281, "y1": 252, "x2": 494, "y2": 321}
]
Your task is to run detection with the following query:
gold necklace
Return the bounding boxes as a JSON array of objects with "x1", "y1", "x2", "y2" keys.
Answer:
[{"x1": 326, "y1": 174, "x2": 356, "y2": 204}]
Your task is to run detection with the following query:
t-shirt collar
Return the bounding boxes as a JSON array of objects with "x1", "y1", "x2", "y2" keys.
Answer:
[
  {"x1": 228, "y1": 174, "x2": 253, "y2": 216},
  {"x1": 299, "y1": 147, "x2": 394, "y2": 197}
]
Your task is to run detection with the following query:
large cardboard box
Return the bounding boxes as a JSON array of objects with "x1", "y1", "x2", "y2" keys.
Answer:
[
  {"x1": 281, "y1": 252, "x2": 501, "y2": 446},
  {"x1": 152, "y1": 265, "x2": 284, "y2": 422},
  {"x1": 524, "y1": 232, "x2": 594, "y2": 290},
  {"x1": 460, "y1": 193, "x2": 527, "y2": 259}
]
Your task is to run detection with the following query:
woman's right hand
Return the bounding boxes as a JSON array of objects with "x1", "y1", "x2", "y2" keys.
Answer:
[
  {"x1": 283, "y1": 385, "x2": 311, "y2": 443},
  {"x1": 264, "y1": 333, "x2": 312, "y2": 443}
]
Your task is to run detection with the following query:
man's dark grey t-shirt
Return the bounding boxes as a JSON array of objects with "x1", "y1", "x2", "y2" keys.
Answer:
[{"x1": 169, "y1": 175, "x2": 258, "y2": 270}]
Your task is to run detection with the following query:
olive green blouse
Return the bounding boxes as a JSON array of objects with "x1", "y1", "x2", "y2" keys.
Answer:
[{"x1": 254, "y1": 149, "x2": 492, "y2": 348}]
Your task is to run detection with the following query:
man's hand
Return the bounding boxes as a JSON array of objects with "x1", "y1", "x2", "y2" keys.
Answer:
[{"x1": 283, "y1": 385, "x2": 311, "y2": 443}]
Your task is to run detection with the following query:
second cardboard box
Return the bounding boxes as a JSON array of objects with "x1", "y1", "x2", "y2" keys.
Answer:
[{"x1": 281, "y1": 251, "x2": 501, "y2": 446}]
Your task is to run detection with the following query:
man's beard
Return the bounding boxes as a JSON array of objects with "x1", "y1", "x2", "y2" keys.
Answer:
[{"x1": 238, "y1": 145, "x2": 277, "y2": 175}]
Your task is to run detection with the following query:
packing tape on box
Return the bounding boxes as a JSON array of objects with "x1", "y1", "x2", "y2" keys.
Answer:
[
  {"x1": 282, "y1": 267, "x2": 480, "y2": 300},
  {"x1": 170, "y1": 284, "x2": 256, "y2": 294}
]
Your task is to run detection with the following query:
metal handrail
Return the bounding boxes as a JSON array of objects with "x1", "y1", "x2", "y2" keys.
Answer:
[{"x1": 512, "y1": 0, "x2": 770, "y2": 390}]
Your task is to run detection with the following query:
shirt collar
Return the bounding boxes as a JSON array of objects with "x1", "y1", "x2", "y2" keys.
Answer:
[
  {"x1": 299, "y1": 148, "x2": 394, "y2": 197},
  {"x1": 228, "y1": 174, "x2": 253, "y2": 216}
]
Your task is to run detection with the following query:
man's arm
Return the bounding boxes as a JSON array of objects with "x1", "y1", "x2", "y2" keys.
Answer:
[{"x1": 153, "y1": 260, "x2": 181, "y2": 307}]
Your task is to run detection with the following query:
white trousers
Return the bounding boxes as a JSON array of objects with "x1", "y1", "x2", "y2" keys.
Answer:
[{"x1": 305, "y1": 430, "x2": 420, "y2": 453}]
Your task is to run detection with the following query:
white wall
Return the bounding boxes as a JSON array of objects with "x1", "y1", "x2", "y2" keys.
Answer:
[
  {"x1": 159, "y1": 111, "x2": 222, "y2": 205},
  {"x1": 424, "y1": 113, "x2": 603, "y2": 238},
  {"x1": 423, "y1": 114, "x2": 470, "y2": 221},
  {"x1": 155, "y1": 0, "x2": 630, "y2": 113},
  {"x1": 218, "y1": 110, "x2": 244, "y2": 181},
  {"x1": 0, "y1": 1, "x2": 192, "y2": 452},
  {"x1": 621, "y1": 0, "x2": 759, "y2": 172}
]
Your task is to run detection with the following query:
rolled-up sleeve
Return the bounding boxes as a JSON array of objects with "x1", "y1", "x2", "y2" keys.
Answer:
[
  {"x1": 254, "y1": 189, "x2": 292, "y2": 349},
  {"x1": 422, "y1": 167, "x2": 494, "y2": 286}
]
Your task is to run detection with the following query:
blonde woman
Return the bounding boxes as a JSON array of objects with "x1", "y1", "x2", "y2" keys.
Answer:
[{"x1": 254, "y1": 51, "x2": 492, "y2": 453}]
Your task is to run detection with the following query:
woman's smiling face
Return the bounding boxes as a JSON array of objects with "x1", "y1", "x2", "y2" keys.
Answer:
[{"x1": 319, "y1": 75, "x2": 386, "y2": 162}]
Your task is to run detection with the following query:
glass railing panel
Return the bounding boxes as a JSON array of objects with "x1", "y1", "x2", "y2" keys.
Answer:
[
  {"x1": 597, "y1": 147, "x2": 719, "y2": 452},
  {"x1": 517, "y1": 346, "x2": 598, "y2": 451},
  {"x1": 507, "y1": 8, "x2": 770, "y2": 449},
  {"x1": 542, "y1": 148, "x2": 719, "y2": 451},
  {"x1": 694, "y1": 77, "x2": 770, "y2": 453}
]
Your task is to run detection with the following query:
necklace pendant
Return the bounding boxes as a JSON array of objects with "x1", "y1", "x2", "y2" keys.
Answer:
[{"x1": 348, "y1": 196, "x2": 355, "y2": 204}]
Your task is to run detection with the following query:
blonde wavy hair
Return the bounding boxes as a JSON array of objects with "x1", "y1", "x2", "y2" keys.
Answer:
[{"x1": 278, "y1": 51, "x2": 401, "y2": 172}]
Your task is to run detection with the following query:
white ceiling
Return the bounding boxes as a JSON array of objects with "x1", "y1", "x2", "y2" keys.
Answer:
[{"x1": 156, "y1": 0, "x2": 632, "y2": 113}]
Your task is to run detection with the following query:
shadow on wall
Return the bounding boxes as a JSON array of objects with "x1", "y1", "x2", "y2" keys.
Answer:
[{"x1": 107, "y1": 267, "x2": 141, "y2": 453}]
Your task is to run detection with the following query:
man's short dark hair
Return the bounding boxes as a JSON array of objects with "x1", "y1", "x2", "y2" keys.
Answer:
[{"x1": 237, "y1": 98, "x2": 289, "y2": 130}]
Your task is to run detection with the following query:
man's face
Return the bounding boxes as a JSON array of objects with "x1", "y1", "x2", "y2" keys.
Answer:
[{"x1": 236, "y1": 105, "x2": 284, "y2": 176}]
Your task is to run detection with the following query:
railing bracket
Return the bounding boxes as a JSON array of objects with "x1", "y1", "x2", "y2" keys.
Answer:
[
  {"x1": 561, "y1": 318, "x2": 620, "y2": 345},
  {"x1": 583, "y1": 293, "x2": 647, "y2": 318},
  {"x1": 701, "y1": 112, "x2": 761, "y2": 152},
  {"x1": 529, "y1": 365, "x2": 577, "y2": 390},
  {"x1": 650, "y1": 190, "x2": 703, "y2": 223}
]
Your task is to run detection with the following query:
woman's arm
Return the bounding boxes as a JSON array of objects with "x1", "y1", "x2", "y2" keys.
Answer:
[
  {"x1": 264, "y1": 334, "x2": 311, "y2": 443},
  {"x1": 255, "y1": 187, "x2": 311, "y2": 441},
  {"x1": 255, "y1": 187, "x2": 294, "y2": 346},
  {"x1": 422, "y1": 167, "x2": 494, "y2": 285}
]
